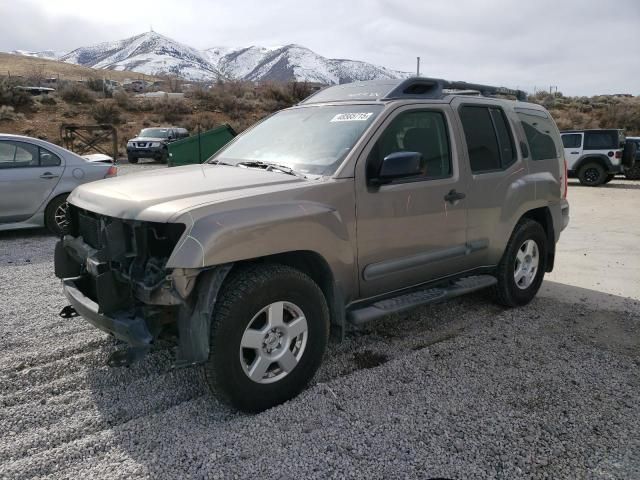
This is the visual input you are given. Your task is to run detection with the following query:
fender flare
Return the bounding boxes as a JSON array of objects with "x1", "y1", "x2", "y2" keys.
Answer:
[{"x1": 573, "y1": 154, "x2": 613, "y2": 173}]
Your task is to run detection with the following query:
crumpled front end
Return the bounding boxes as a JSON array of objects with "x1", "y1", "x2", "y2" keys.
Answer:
[{"x1": 54, "y1": 204, "x2": 210, "y2": 364}]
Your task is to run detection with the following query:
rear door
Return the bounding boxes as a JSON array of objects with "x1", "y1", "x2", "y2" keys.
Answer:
[
  {"x1": 0, "y1": 140, "x2": 64, "y2": 223},
  {"x1": 452, "y1": 99, "x2": 527, "y2": 267},
  {"x1": 561, "y1": 133, "x2": 583, "y2": 171},
  {"x1": 355, "y1": 105, "x2": 471, "y2": 299}
]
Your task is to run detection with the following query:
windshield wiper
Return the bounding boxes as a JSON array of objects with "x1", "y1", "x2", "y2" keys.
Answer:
[{"x1": 236, "y1": 161, "x2": 306, "y2": 179}]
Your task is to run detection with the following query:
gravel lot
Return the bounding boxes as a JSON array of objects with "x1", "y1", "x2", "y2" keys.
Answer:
[{"x1": 1, "y1": 170, "x2": 639, "y2": 479}]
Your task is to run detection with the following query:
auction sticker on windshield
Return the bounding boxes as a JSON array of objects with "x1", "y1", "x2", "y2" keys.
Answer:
[{"x1": 330, "y1": 112, "x2": 374, "y2": 122}]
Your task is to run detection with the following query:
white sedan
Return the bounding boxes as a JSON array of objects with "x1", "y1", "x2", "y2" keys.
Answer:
[{"x1": 0, "y1": 134, "x2": 117, "y2": 235}]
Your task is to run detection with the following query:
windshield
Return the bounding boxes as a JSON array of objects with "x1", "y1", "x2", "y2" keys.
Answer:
[
  {"x1": 140, "y1": 128, "x2": 170, "y2": 138},
  {"x1": 210, "y1": 105, "x2": 383, "y2": 175}
]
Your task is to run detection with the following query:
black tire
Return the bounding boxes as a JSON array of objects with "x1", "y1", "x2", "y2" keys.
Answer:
[
  {"x1": 128, "y1": 156, "x2": 138, "y2": 164},
  {"x1": 159, "y1": 148, "x2": 168, "y2": 164},
  {"x1": 625, "y1": 163, "x2": 640, "y2": 180},
  {"x1": 44, "y1": 194, "x2": 69, "y2": 236},
  {"x1": 622, "y1": 141, "x2": 637, "y2": 169},
  {"x1": 604, "y1": 174, "x2": 615, "y2": 184},
  {"x1": 577, "y1": 162, "x2": 606, "y2": 186},
  {"x1": 205, "y1": 264, "x2": 330, "y2": 412},
  {"x1": 494, "y1": 219, "x2": 547, "y2": 307}
]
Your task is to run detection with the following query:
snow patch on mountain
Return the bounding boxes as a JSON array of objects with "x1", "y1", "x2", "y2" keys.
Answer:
[{"x1": 14, "y1": 32, "x2": 409, "y2": 84}]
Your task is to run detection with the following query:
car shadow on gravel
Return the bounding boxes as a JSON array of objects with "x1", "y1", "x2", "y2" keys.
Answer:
[{"x1": 80, "y1": 282, "x2": 640, "y2": 478}]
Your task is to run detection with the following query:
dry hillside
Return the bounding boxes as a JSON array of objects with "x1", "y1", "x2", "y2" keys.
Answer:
[{"x1": 0, "y1": 52, "x2": 157, "y2": 83}]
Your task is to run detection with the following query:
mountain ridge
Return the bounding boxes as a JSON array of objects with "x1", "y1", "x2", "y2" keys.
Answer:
[{"x1": 9, "y1": 32, "x2": 409, "y2": 84}]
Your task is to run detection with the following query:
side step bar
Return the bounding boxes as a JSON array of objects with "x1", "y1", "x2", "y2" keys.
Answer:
[{"x1": 347, "y1": 275, "x2": 497, "y2": 326}]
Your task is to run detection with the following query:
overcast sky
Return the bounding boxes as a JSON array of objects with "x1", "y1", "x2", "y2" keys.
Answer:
[{"x1": 1, "y1": 0, "x2": 638, "y2": 95}]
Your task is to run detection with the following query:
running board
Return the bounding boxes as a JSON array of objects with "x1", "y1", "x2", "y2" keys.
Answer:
[{"x1": 347, "y1": 275, "x2": 497, "y2": 326}]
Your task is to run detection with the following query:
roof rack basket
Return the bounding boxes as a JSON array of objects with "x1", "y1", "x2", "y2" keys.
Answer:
[{"x1": 383, "y1": 77, "x2": 527, "y2": 102}]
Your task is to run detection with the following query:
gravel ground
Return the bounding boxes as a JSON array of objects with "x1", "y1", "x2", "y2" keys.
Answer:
[{"x1": 0, "y1": 173, "x2": 639, "y2": 479}]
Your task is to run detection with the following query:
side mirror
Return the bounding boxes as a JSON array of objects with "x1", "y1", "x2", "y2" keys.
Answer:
[{"x1": 372, "y1": 151, "x2": 423, "y2": 185}]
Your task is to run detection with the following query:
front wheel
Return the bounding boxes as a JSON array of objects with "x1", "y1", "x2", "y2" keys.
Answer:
[
  {"x1": 494, "y1": 219, "x2": 547, "y2": 307},
  {"x1": 205, "y1": 264, "x2": 329, "y2": 412},
  {"x1": 625, "y1": 164, "x2": 640, "y2": 180}
]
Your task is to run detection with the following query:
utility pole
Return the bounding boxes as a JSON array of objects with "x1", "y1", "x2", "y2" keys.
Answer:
[{"x1": 416, "y1": 57, "x2": 420, "y2": 77}]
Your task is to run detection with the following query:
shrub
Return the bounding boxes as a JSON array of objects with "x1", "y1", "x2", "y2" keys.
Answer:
[
  {"x1": 153, "y1": 95, "x2": 191, "y2": 122},
  {"x1": 59, "y1": 83, "x2": 95, "y2": 104},
  {"x1": 0, "y1": 105, "x2": 23, "y2": 121},
  {"x1": 113, "y1": 90, "x2": 135, "y2": 111},
  {"x1": 91, "y1": 101, "x2": 122, "y2": 124},
  {"x1": 0, "y1": 79, "x2": 34, "y2": 110},
  {"x1": 185, "y1": 113, "x2": 219, "y2": 132},
  {"x1": 85, "y1": 77, "x2": 105, "y2": 92},
  {"x1": 38, "y1": 95, "x2": 57, "y2": 105}
]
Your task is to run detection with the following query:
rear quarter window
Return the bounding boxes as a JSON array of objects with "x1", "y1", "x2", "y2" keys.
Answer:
[
  {"x1": 584, "y1": 131, "x2": 618, "y2": 150},
  {"x1": 516, "y1": 109, "x2": 560, "y2": 161}
]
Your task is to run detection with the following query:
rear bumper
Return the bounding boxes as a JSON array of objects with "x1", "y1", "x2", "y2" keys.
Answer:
[{"x1": 62, "y1": 278, "x2": 153, "y2": 347}]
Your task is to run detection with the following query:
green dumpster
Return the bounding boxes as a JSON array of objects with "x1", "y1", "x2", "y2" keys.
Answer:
[{"x1": 168, "y1": 124, "x2": 236, "y2": 167}]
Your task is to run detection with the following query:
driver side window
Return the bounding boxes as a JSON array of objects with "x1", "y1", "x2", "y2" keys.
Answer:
[{"x1": 367, "y1": 110, "x2": 452, "y2": 181}]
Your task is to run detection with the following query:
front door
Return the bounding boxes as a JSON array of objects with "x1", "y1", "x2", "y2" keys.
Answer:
[
  {"x1": 355, "y1": 106, "x2": 470, "y2": 299},
  {"x1": 0, "y1": 140, "x2": 64, "y2": 223}
]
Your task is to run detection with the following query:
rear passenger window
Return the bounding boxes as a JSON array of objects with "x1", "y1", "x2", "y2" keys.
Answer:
[
  {"x1": 562, "y1": 134, "x2": 581, "y2": 149},
  {"x1": 459, "y1": 106, "x2": 515, "y2": 173},
  {"x1": 516, "y1": 109, "x2": 560, "y2": 161},
  {"x1": 584, "y1": 131, "x2": 617, "y2": 150}
]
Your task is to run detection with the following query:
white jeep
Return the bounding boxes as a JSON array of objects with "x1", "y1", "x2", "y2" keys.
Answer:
[{"x1": 560, "y1": 129, "x2": 635, "y2": 186}]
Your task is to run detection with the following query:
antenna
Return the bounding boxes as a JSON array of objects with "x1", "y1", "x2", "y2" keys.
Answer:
[{"x1": 416, "y1": 57, "x2": 420, "y2": 77}]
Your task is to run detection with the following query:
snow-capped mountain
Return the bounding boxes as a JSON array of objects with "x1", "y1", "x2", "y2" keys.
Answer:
[
  {"x1": 12, "y1": 32, "x2": 409, "y2": 84},
  {"x1": 59, "y1": 32, "x2": 221, "y2": 81},
  {"x1": 208, "y1": 44, "x2": 405, "y2": 84}
]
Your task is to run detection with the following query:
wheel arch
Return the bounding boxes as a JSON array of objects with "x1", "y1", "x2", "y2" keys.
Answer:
[
  {"x1": 520, "y1": 206, "x2": 555, "y2": 272},
  {"x1": 232, "y1": 250, "x2": 345, "y2": 338},
  {"x1": 574, "y1": 154, "x2": 612, "y2": 173}
]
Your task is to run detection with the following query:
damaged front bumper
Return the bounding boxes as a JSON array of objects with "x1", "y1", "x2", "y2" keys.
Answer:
[
  {"x1": 54, "y1": 207, "x2": 230, "y2": 367},
  {"x1": 62, "y1": 277, "x2": 154, "y2": 347}
]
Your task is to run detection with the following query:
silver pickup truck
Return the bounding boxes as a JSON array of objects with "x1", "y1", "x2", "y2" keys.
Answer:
[{"x1": 55, "y1": 77, "x2": 570, "y2": 412}]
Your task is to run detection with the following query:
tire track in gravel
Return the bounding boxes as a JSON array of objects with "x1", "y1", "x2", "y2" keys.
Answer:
[{"x1": 0, "y1": 366, "x2": 207, "y2": 462}]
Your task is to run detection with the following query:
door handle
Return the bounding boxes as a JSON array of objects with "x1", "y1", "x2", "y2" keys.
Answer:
[
  {"x1": 40, "y1": 172, "x2": 59, "y2": 179},
  {"x1": 444, "y1": 189, "x2": 466, "y2": 203},
  {"x1": 570, "y1": 151, "x2": 579, "y2": 154}
]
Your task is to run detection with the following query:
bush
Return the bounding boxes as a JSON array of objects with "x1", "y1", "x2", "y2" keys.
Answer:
[
  {"x1": 185, "y1": 113, "x2": 219, "y2": 132},
  {"x1": 59, "y1": 83, "x2": 95, "y2": 104},
  {"x1": 113, "y1": 90, "x2": 135, "y2": 111},
  {"x1": 85, "y1": 77, "x2": 105, "y2": 92},
  {"x1": 38, "y1": 95, "x2": 57, "y2": 105},
  {"x1": 91, "y1": 101, "x2": 122, "y2": 124},
  {"x1": 153, "y1": 95, "x2": 191, "y2": 122},
  {"x1": 0, "y1": 79, "x2": 34, "y2": 110},
  {"x1": 0, "y1": 105, "x2": 23, "y2": 121}
]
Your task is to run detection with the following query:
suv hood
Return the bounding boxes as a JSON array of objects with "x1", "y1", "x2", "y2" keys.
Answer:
[
  {"x1": 68, "y1": 164, "x2": 306, "y2": 223},
  {"x1": 129, "y1": 136, "x2": 166, "y2": 142}
]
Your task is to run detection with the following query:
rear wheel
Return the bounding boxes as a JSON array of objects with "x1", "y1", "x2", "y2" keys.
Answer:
[
  {"x1": 205, "y1": 264, "x2": 329, "y2": 412},
  {"x1": 578, "y1": 162, "x2": 606, "y2": 186},
  {"x1": 44, "y1": 194, "x2": 69, "y2": 236},
  {"x1": 127, "y1": 156, "x2": 138, "y2": 164},
  {"x1": 495, "y1": 219, "x2": 547, "y2": 307}
]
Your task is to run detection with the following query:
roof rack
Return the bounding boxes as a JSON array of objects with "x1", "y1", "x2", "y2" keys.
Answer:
[
  {"x1": 300, "y1": 77, "x2": 527, "y2": 104},
  {"x1": 383, "y1": 77, "x2": 527, "y2": 102}
]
